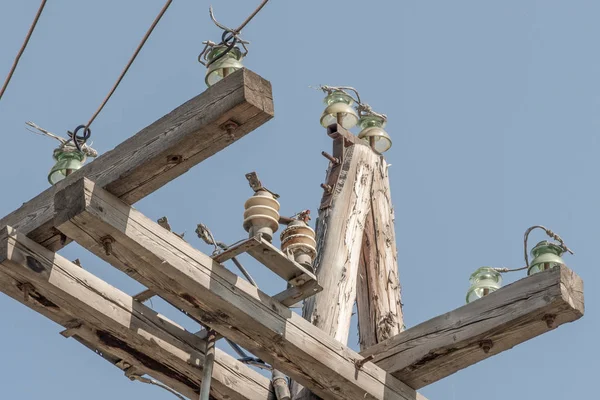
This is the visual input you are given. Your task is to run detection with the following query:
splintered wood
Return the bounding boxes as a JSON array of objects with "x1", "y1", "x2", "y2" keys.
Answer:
[
  {"x1": 52, "y1": 177, "x2": 420, "y2": 400},
  {"x1": 0, "y1": 226, "x2": 274, "y2": 400},
  {"x1": 360, "y1": 265, "x2": 584, "y2": 389},
  {"x1": 357, "y1": 158, "x2": 404, "y2": 350},
  {"x1": 0, "y1": 68, "x2": 273, "y2": 251}
]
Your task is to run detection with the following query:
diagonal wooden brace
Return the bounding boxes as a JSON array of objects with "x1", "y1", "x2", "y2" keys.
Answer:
[{"x1": 53, "y1": 177, "x2": 421, "y2": 400}]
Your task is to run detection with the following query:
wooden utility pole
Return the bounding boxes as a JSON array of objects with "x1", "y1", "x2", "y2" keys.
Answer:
[
  {"x1": 356, "y1": 157, "x2": 404, "y2": 350},
  {"x1": 0, "y1": 68, "x2": 585, "y2": 400},
  {"x1": 301, "y1": 139, "x2": 378, "y2": 343}
]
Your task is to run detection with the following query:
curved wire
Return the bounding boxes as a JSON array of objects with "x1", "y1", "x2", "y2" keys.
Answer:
[
  {"x1": 523, "y1": 225, "x2": 574, "y2": 268},
  {"x1": 85, "y1": 0, "x2": 173, "y2": 129},
  {"x1": 0, "y1": 0, "x2": 48, "y2": 102}
]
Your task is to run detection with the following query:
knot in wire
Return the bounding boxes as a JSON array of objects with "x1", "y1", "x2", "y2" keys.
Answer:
[
  {"x1": 67, "y1": 125, "x2": 92, "y2": 152},
  {"x1": 198, "y1": 6, "x2": 251, "y2": 67},
  {"x1": 523, "y1": 225, "x2": 574, "y2": 268}
]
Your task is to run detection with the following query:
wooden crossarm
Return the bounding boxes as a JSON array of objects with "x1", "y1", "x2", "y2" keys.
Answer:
[
  {"x1": 0, "y1": 68, "x2": 273, "y2": 251},
  {"x1": 54, "y1": 177, "x2": 420, "y2": 400},
  {"x1": 360, "y1": 265, "x2": 584, "y2": 389},
  {"x1": 0, "y1": 226, "x2": 275, "y2": 400}
]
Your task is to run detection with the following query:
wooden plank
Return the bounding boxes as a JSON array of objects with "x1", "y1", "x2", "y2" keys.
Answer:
[
  {"x1": 299, "y1": 143, "x2": 378, "y2": 343},
  {"x1": 212, "y1": 237, "x2": 263, "y2": 264},
  {"x1": 290, "y1": 140, "x2": 381, "y2": 400},
  {"x1": 54, "y1": 177, "x2": 420, "y2": 400},
  {"x1": 0, "y1": 227, "x2": 274, "y2": 400},
  {"x1": 360, "y1": 265, "x2": 584, "y2": 389},
  {"x1": 132, "y1": 288, "x2": 155, "y2": 302},
  {"x1": 0, "y1": 68, "x2": 273, "y2": 251},
  {"x1": 272, "y1": 279, "x2": 321, "y2": 307},
  {"x1": 0, "y1": 269, "x2": 199, "y2": 400},
  {"x1": 356, "y1": 157, "x2": 404, "y2": 351},
  {"x1": 246, "y1": 236, "x2": 317, "y2": 285}
]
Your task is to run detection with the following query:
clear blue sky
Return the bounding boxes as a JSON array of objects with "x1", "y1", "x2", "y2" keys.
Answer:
[{"x1": 0, "y1": 1, "x2": 596, "y2": 399}]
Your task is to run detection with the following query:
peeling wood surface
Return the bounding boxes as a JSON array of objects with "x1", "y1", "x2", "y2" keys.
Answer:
[
  {"x1": 357, "y1": 158, "x2": 404, "y2": 351},
  {"x1": 54, "y1": 177, "x2": 419, "y2": 400},
  {"x1": 360, "y1": 265, "x2": 584, "y2": 389},
  {"x1": 290, "y1": 142, "x2": 378, "y2": 400},
  {"x1": 0, "y1": 227, "x2": 274, "y2": 400},
  {"x1": 0, "y1": 68, "x2": 273, "y2": 252},
  {"x1": 302, "y1": 144, "x2": 378, "y2": 344}
]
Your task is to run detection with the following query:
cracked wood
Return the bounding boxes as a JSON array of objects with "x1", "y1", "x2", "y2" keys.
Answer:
[
  {"x1": 54, "y1": 177, "x2": 420, "y2": 400},
  {"x1": 0, "y1": 68, "x2": 273, "y2": 251},
  {"x1": 0, "y1": 226, "x2": 274, "y2": 400},
  {"x1": 360, "y1": 265, "x2": 584, "y2": 389},
  {"x1": 357, "y1": 156, "x2": 404, "y2": 351}
]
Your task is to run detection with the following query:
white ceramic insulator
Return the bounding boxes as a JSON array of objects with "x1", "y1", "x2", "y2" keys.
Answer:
[
  {"x1": 280, "y1": 222, "x2": 317, "y2": 267},
  {"x1": 243, "y1": 190, "x2": 280, "y2": 242}
]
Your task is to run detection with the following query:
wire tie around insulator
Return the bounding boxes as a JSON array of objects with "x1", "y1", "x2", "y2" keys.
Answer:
[{"x1": 67, "y1": 125, "x2": 92, "y2": 152}]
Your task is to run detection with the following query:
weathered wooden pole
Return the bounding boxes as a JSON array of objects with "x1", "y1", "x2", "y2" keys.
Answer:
[
  {"x1": 356, "y1": 157, "x2": 404, "y2": 350},
  {"x1": 290, "y1": 126, "x2": 379, "y2": 399}
]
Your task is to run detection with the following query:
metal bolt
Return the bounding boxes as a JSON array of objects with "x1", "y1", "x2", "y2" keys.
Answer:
[
  {"x1": 321, "y1": 151, "x2": 340, "y2": 165},
  {"x1": 354, "y1": 354, "x2": 374, "y2": 370},
  {"x1": 479, "y1": 339, "x2": 493, "y2": 354},
  {"x1": 222, "y1": 120, "x2": 240, "y2": 141},
  {"x1": 542, "y1": 314, "x2": 556, "y2": 329},
  {"x1": 321, "y1": 183, "x2": 333, "y2": 193},
  {"x1": 100, "y1": 236, "x2": 115, "y2": 256}
]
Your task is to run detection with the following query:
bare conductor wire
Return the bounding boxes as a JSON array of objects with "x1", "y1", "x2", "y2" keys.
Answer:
[
  {"x1": 85, "y1": 0, "x2": 173, "y2": 129},
  {"x1": 0, "y1": 0, "x2": 48, "y2": 102}
]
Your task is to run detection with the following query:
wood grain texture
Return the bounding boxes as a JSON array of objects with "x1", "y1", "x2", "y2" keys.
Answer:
[
  {"x1": 0, "y1": 226, "x2": 274, "y2": 400},
  {"x1": 0, "y1": 268, "x2": 201, "y2": 399},
  {"x1": 54, "y1": 177, "x2": 419, "y2": 400},
  {"x1": 290, "y1": 141, "x2": 379, "y2": 400},
  {"x1": 0, "y1": 68, "x2": 273, "y2": 251},
  {"x1": 360, "y1": 265, "x2": 584, "y2": 389},
  {"x1": 357, "y1": 158, "x2": 404, "y2": 351},
  {"x1": 301, "y1": 144, "x2": 378, "y2": 344}
]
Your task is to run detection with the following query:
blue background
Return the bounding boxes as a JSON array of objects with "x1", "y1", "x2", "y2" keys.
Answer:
[{"x1": 0, "y1": 1, "x2": 595, "y2": 399}]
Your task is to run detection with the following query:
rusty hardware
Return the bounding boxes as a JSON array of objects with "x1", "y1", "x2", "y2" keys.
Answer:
[
  {"x1": 60, "y1": 320, "x2": 83, "y2": 338},
  {"x1": 18, "y1": 282, "x2": 35, "y2": 303},
  {"x1": 100, "y1": 235, "x2": 115, "y2": 256},
  {"x1": 321, "y1": 151, "x2": 340, "y2": 165},
  {"x1": 327, "y1": 124, "x2": 358, "y2": 146},
  {"x1": 354, "y1": 354, "x2": 374, "y2": 370},
  {"x1": 479, "y1": 339, "x2": 493, "y2": 354},
  {"x1": 167, "y1": 154, "x2": 183, "y2": 164},
  {"x1": 542, "y1": 314, "x2": 556, "y2": 329},
  {"x1": 245, "y1": 171, "x2": 280, "y2": 199},
  {"x1": 221, "y1": 120, "x2": 240, "y2": 141},
  {"x1": 320, "y1": 183, "x2": 333, "y2": 194}
]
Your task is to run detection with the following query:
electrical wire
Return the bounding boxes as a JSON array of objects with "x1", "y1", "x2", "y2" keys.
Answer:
[
  {"x1": 202, "y1": 0, "x2": 271, "y2": 67},
  {"x1": 0, "y1": 0, "x2": 48, "y2": 102},
  {"x1": 84, "y1": 0, "x2": 173, "y2": 129}
]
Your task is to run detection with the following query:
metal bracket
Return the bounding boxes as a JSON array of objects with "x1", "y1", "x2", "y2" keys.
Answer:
[{"x1": 245, "y1": 172, "x2": 280, "y2": 199}]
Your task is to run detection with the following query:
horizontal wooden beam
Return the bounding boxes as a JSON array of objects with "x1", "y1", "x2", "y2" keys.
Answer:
[
  {"x1": 0, "y1": 269, "x2": 200, "y2": 399},
  {"x1": 360, "y1": 265, "x2": 584, "y2": 389},
  {"x1": 0, "y1": 227, "x2": 274, "y2": 400},
  {"x1": 0, "y1": 68, "x2": 273, "y2": 251},
  {"x1": 54, "y1": 177, "x2": 420, "y2": 400}
]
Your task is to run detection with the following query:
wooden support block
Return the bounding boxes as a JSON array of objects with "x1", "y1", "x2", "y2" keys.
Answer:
[
  {"x1": 360, "y1": 266, "x2": 584, "y2": 389},
  {"x1": 272, "y1": 280, "x2": 321, "y2": 307},
  {"x1": 246, "y1": 237, "x2": 317, "y2": 286},
  {"x1": 132, "y1": 288, "x2": 155, "y2": 303},
  {"x1": 212, "y1": 237, "x2": 263, "y2": 263},
  {"x1": 54, "y1": 177, "x2": 420, "y2": 400},
  {"x1": 0, "y1": 227, "x2": 274, "y2": 400},
  {"x1": 0, "y1": 68, "x2": 274, "y2": 252}
]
